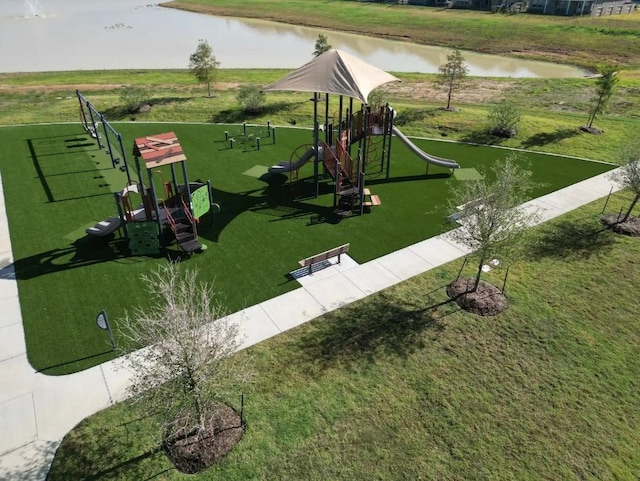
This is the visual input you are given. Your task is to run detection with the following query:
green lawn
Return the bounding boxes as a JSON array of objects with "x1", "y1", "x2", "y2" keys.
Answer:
[
  {"x1": 47, "y1": 191, "x2": 640, "y2": 480},
  {"x1": 0, "y1": 122, "x2": 613, "y2": 374}
]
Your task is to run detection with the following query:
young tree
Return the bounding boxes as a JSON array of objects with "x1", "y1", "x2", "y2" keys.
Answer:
[
  {"x1": 610, "y1": 141, "x2": 640, "y2": 222},
  {"x1": 313, "y1": 34, "x2": 331, "y2": 57},
  {"x1": 585, "y1": 64, "x2": 618, "y2": 130},
  {"x1": 189, "y1": 39, "x2": 221, "y2": 97},
  {"x1": 488, "y1": 100, "x2": 522, "y2": 138},
  {"x1": 117, "y1": 263, "x2": 247, "y2": 463},
  {"x1": 436, "y1": 49, "x2": 469, "y2": 110},
  {"x1": 448, "y1": 154, "x2": 538, "y2": 291}
]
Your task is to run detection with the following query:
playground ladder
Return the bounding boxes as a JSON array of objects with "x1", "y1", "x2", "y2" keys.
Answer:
[{"x1": 163, "y1": 202, "x2": 202, "y2": 253}]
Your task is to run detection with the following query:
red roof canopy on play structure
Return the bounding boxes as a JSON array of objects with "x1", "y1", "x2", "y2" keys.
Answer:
[
  {"x1": 263, "y1": 49, "x2": 400, "y2": 104},
  {"x1": 133, "y1": 132, "x2": 186, "y2": 168}
]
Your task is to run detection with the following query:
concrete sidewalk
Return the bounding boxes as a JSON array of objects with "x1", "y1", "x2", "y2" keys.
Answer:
[{"x1": 0, "y1": 169, "x2": 622, "y2": 480}]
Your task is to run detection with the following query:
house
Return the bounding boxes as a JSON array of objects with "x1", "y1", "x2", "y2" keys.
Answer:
[
  {"x1": 400, "y1": 0, "x2": 634, "y2": 15},
  {"x1": 527, "y1": 0, "x2": 634, "y2": 15}
]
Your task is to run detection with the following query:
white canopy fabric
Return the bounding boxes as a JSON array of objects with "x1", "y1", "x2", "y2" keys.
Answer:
[{"x1": 263, "y1": 49, "x2": 400, "y2": 103}]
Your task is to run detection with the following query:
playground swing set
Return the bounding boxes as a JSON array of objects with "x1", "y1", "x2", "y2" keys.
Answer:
[{"x1": 78, "y1": 91, "x2": 217, "y2": 255}]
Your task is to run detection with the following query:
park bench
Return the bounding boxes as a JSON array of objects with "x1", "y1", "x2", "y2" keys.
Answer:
[{"x1": 298, "y1": 243, "x2": 350, "y2": 275}]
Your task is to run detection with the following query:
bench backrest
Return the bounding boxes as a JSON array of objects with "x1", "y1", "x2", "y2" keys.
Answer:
[{"x1": 301, "y1": 243, "x2": 350, "y2": 267}]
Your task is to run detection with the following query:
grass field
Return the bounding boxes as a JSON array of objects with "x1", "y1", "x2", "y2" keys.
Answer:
[
  {"x1": 47, "y1": 191, "x2": 640, "y2": 480},
  {"x1": 0, "y1": 121, "x2": 613, "y2": 374},
  {"x1": 4, "y1": 3, "x2": 638, "y2": 477},
  {"x1": 1, "y1": 69, "x2": 638, "y2": 164}
]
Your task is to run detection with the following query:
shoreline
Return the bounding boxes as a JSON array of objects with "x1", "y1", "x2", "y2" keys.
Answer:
[{"x1": 158, "y1": 0, "x2": 640, "y2": 71}]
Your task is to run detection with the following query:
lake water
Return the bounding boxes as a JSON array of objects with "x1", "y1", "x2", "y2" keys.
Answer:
[{"x1": 0, "y1": 0, "x2": 587, "y2": 77}]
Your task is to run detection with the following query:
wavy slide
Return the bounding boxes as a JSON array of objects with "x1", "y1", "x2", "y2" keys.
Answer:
[
  {"x1": 392, "y1": 126, "x2": 460, "y2": 169},
  {"x1": 268, "y1": 147, "x2": 315, "y2": 174}
]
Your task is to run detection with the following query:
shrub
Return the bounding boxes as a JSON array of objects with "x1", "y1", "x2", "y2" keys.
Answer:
[
  {"x1": 236, "y1": 85, "x2": 266, "y2": 114},
  {"x1": 119, "y1": 85, "x2": 152, "y2": 114},
  {"x1": 488, "y1": 100, "x2": 521, "y2": 138}
]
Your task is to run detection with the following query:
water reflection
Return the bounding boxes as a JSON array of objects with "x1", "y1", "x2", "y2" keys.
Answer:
[{"x1": 0, "y1": 0, "x2": 586, "y2": 77}]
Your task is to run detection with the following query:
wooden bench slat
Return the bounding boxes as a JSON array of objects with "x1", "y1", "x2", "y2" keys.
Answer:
[
  {"x1": 298, "y1": 243, "x2": 350, "y2": 271},
  {"x1": 363, "y1": 194, "x2": 381, "y2": 207}
]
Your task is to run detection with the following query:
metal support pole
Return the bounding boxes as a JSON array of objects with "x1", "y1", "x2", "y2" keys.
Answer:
[
  {"x1": 386, "y1": 107, "x2": 393, "y2": 180},
  {"x1": 362, "y1": 105, "x2": 369, "y2": 176},
  {"x1": 334, "y1": 158, "x2": 340, "y2": 207},
  {"x1": 380, "y1": 104, "x2": 388, "y2": 173},
  {"x1": 100, "y1": 115, "x2": 117, "y2": 168},
  {"x1": 338, "y1": 95, "x2": 344, "y2": 146},
  {"x1": 313, "y1": 92, "x2": 319, "y2": 198},
  {"x1": 147, "y1": 169, "x2": 162, "y2": 237},
  {"x1": 114, "y1": 192, "x2": 128, "y2": 239},
  {"x1": 359, "y1": 170, "x2": 365, "y2": 216},
  {"x1": 348, "y1": 97, "x2": 354, "y2": 157},
  {"x1": 325, "y1": 93, "x2": 330, "y2": 144},
  {"x1": 77, "y1": 90, "x2": 90, "y2": 131},
  {"x1": 169, "y1": 163, "x2": 178, "y2": 200},
  {"x1": 117, "y1": 134, "x2": 132, "y2": 184},
  {"x1": 87, "y1": 103, "x2": 103, "y2": 149},
  {"x1": 207, "y1": 180, "x2": 215, "y2": 226}
]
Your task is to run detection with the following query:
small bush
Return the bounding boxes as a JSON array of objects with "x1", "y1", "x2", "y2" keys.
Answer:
[
  {"x1": 236, "y1": 85, "x2": 266, "y2": 114},
  {"x1": 488, "y1": 100, "x2": 521, "y2": 138},
  {"x1": 119, "y1": 85, "x2": 152, "y2": 114}
]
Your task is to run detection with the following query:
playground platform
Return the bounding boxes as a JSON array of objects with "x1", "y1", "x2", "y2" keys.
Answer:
[{"x1": 0, "y1": 168, "x2": 623, "y2": 480}]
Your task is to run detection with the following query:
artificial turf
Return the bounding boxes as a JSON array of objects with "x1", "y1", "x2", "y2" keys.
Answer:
[{"x1": 0, "y1": 122, "x2": 614, "y2": 374}]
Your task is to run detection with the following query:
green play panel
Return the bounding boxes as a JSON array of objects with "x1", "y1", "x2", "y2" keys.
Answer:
[
  {"x1": 128, "y1": 222, "x2": 160, "y2": 256},
  {"x1": 454, "y1": 168, "x2": 483, "y2": 181},
  {"x1": 242, "y1": 165, "x2": 270, "y2": 178}
]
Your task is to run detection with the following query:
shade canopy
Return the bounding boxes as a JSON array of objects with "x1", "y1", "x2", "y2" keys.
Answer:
[{"x1": 263, "y1": 49, "x2": 400, "y2": 103}]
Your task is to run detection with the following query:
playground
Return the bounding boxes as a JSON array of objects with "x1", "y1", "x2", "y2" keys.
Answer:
[
  {"x1": 0, "y1": 114, "x2": 614, "y2": 374},
  {"x1": 0, "y1": 52, "x2": 617, "y2": 375}
]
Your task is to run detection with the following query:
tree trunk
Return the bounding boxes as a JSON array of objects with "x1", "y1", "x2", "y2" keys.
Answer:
[
  {"x1": 587, "y1": 89, "x2": 606, "y2": 128},
  {"x1": 473, "y1": 258, "x2": 484, "y2": 292},
  {"x1": 207, "y1": 82, "x2": 212, "y2": 98},
  {"x1": 446, "y1": 76, "x2": 453, "y2": 110},
  {"x1": 185, "y1": 366, "x2": 205, "y2": 431},
  {"x1": 623, "y1": 192, "x2": 640, "y2": 222}
]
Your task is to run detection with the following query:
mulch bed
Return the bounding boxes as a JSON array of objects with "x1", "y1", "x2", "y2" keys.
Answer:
[
  {"x1": 163, "y1": 404, "x2": 244, "y2": 474},
  {"x1": 579, "y1": 125, "x2": 603, "y2": 135},
  {"x1": 600, "y1": 213, "x2": 640, "y2": 237},
  {"x1": 446, "y1": 278, "x2": 508, "y2": 316}
]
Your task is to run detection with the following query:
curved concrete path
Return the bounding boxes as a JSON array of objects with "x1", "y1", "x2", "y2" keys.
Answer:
[{"x1": 0, "y1": 169, "x2": 622, "y2": 480}]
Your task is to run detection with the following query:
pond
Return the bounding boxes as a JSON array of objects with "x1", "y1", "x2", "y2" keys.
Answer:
[{"x1": 0, "y1": 0, "x2": 587, "y2": 77}]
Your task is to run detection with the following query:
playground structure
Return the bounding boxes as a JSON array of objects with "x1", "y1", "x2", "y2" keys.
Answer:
[
  {"x1": 77, "y1": 90, "x2": 132, "y2": 185},
  {"x1": 265, "y1": 49, "x2": 460, "y2": 217},
  {"x1": 78, "y1": 91, "x2": 215, "y2": 254},
  {"x1": 85, "y1": 132, "x2": 217, "y2": 254}
]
